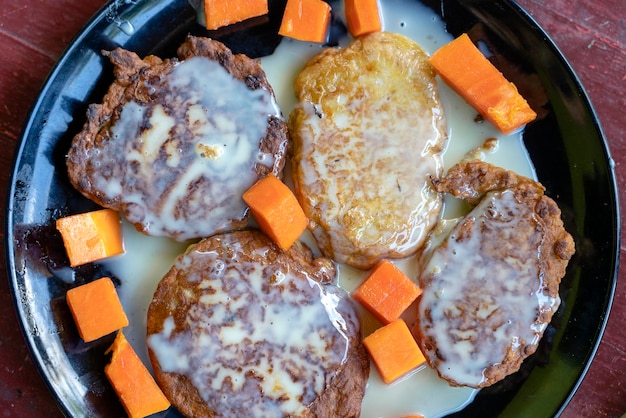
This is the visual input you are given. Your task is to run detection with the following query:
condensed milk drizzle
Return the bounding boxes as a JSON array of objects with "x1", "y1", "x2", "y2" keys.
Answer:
[{"x1": 105, "y1": 1, "x2": 540, "y2": 417}]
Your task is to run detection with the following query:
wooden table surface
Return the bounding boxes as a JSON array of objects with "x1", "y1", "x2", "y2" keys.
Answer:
[{"x1": 0, "y1": 0, "x2": 624, "y2": 416}]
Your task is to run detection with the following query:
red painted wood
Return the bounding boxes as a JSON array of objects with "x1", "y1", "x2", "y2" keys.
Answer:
[{"x1": 0, "y1": 0, "x2": 624, "y2": 416}]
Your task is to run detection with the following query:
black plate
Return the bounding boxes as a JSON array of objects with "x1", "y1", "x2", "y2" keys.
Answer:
[{"x1": 5, "y1": 0, "x2": 619, "y2": 416}]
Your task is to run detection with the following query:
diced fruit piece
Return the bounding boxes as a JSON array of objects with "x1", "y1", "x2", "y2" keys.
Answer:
[
  {"x1": 353, "y1": 260, "x2": 422, "y2": 324},
  {"x1": 345, "y1": 0, "x2": 382, "y2": 37},
  {"x1": 56, "y1": 208, "x2": 124, "y2": 267},
  {"x1": 105, "y1": 331, "x2": 170, "y2": 418},
  {"x1": 278, "y1": 0, "x2": 331, "y2": 43},
  {"x1": 429, "y1": 33, "x2": 537, "y2": 134},
  {"x1": 204, "y1": 0, "x2": 268, "y2": 30},
  {"x1": 66, "y1": 277, "x2": 129, "y2": 342},
  {"x1": 243, "y1": 174, "x2": 308, "y2": 250},
  {"x1": 363, "y1": 318, "x2": 426, "y2": 384}
]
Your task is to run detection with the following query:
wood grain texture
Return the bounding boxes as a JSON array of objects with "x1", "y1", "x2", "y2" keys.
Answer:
[{"x1": 0, "y1": 0, "x2": 624, "y2": 416}]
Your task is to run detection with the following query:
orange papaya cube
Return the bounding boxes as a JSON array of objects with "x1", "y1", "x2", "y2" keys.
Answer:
[
  {"x1": 204, "y1": 0, "x2": 269, "y2": 30},
  {"x1": 363, "y1": 318, "x2": 426, "y2": 384},
  {"x1": 105, "y1": 332, "x2": 170, "y2": 418},
  {"x1": 66, "y1": 277, "x2": 129, "y2": 342},
  {"x1": 278, "y1": 0, "x2": 331, "y2": 43},
  {"x1": 242, "y1": 174, "x2": 308, "y2": 250},
  {"x1": 56, "y1": 208, "x2": 124, "y2": 267},
  {"x1": 352, "y1": 260, "x2": 422, "y2": 324}
]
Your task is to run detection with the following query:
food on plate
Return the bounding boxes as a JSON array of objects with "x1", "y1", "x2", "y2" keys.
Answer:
[
  {"x1": 417, "y1": 160, "x2": 575, "y2": 388},
  {"x1": 352, "y1": 259, "x2": 422, "y2": 324},
  {"x1": 66, "y1": 277, "x2": 129, "y2": 342},
  {"x1": 105, "y1": 332, "x2": 170, "y2": 418},
  {"x1": 242, "y1": 173, "x2": 308, "y2": 250},
  {"x1": 146, "y1": 230, "x2": 369, "y2": 417},
  {"x1": 345, "y1": 0, "x2": 382, "y2": 38},
  {"x1": 363, "y1": 318, "x2": 426, "y2": 384},
  {"x1": 66, "y1": 36, "x2": 288, "y2": 241},
  {"x1": 55, "y1": 3, "x2": 567, "y2": 414},
  {"x1": 278, "y1": 0, "x2": 331, "y2": 43},
  {"x1": 429, "y1": 33, "x2": 537, "y2": 134},
  {"x1": 289, "y1": 31, "x2": 447, "y2": 270},
  {"x1": 55, "y1": 208, "x2": 124, "y2": 267},
  {"x1": 204, "y1": 0, "x2": 268, "y2": 30}
]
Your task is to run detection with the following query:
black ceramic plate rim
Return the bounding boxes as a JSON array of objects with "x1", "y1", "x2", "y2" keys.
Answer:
[
  {"x1": 5, "y1": 0, "x2": 620, "y2": 416},
  {"x1": 11, "y1": 0, "x2": 126, "y2": 358},
  {"x1": 505, "y1": 4, "x2": 619, "y2": 413},
  {"x1": 6, "y1": 0, "x2": 113, "y2": 405}
]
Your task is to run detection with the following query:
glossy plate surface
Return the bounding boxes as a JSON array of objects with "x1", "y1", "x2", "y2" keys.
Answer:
[{"x1": 5, "y1": 0, "x2": 619, "y2": 416}]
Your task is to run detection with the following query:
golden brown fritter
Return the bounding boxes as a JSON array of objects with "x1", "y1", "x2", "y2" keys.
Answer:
[
  {"x1": 146, "y1": 230, "x2": 369, "y2": 417},
  {"x1": 417, "y1": 160, "x2": 575, "y2": 388},
  {"x1": 66, "y1": 36, "x2": 288, "y2": 241},
  {"x1": 289, "y1": 32, "x2": 447, "y2": 270}
]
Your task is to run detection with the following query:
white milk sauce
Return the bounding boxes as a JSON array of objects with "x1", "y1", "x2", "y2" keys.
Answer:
[{"x1": 104, "y1": 0, "x2": 537, "y2": 417}]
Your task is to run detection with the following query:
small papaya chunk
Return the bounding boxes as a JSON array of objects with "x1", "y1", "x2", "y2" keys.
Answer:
[
  {"x1": 66, "y1": 277, "x2": 129, "y2": 342},
  {"x1": 278, "y1": 0, "x2": 331, "y2": 43},
  {"x1": 363, "y1": 318, "x2": 426, "y2": 384},
  {"x1": 242, "y1": 174, "x2": 308, "y2": 250},
  {"x1": 56, "y1": 208, "x2": 124, "y2": 267},
  {"x1": 105, "y1": 331, "x2": 170, "y2": 418},
  {"x1": 204, "y1": 0, "x2": 269, "y2": 30},
  {"x1": 429, "y1": 33, "x2": 537, "y2": 134},
  {"x1": 353, "y1": 260, "x2": 422, "y2": 324},
  {"x1": 345, "y1": 0, "x2": 382, "y2": 37}
]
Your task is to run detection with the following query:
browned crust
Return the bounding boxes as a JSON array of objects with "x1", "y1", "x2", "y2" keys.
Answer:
[
  {"x1": 66, "y1": 36, "x2": 288, "y2": 238},
  {"x1": 431, "y1": 159, "x2": 545, "y2": 205},
  {"x1": 147, "y1": 230, "x2": 369, "y2": 417},
  {"x1": 419, "y1": 160, "x2": 575, "y2": 388},
  {"x1": 432, "y1": 160, "x2": 575, "y2": 288}
]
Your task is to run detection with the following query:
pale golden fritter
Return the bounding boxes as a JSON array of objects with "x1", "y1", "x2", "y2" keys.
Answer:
[{"x1": 289, "y1": 32, "x2": 447, "y2": 270}]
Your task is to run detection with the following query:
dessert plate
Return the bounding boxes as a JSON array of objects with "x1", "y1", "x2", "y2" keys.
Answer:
[{"x1": 6, "y1": 0, "x2": 619, "y2": 416}]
